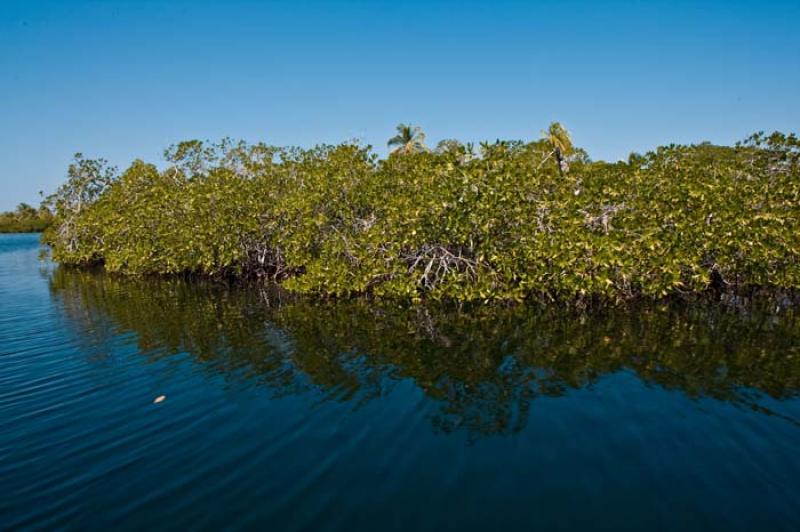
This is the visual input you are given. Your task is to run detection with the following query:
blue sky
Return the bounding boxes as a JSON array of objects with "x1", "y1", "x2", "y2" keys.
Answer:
[{"x1": 1, "y1": 0, "x2": 798, "y2": 210}]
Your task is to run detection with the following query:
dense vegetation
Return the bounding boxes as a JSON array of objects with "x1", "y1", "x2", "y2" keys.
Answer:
[
  {"x1": 0, "y1": 203, "x2": 52, "y2": 233},
  {"x1": 43, "y1": 125, "x2": 800, "y2": 303}
]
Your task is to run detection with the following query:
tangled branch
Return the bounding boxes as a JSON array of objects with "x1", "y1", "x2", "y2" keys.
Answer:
[{"x1": 403, "y1": 244, "x2": 480, "y2": 290}]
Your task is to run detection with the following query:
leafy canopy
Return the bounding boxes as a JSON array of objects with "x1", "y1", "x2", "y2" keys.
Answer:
[{"x1": 42, "y1": 126, "x2": 800, "y2": 303}]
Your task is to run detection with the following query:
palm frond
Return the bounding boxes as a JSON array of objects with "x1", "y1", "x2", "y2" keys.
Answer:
[{"x1": 388, "y1": 123, "x2": 428, "y2": 154}]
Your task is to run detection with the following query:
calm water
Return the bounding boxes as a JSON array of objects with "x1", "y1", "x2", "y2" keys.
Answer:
[{"x1": 1, "y1": 233, "x2": 799, "y2": 531}]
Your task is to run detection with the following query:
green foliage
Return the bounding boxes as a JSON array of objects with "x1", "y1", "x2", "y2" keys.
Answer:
[
  {"x1": 0, "y1": 202, "x2": 53, "y2": 233},
  {"x1": 44, "y1": 129, "x2": 800, "y2": 303}
]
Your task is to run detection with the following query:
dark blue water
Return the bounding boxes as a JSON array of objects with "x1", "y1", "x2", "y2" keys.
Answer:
[{"x1": 1, "y1": 233, "x2": 799, "y2": 531}]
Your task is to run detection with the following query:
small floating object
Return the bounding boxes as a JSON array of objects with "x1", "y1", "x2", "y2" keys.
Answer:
[
  {"x1": 153, "y1": 395, "x2": 167, "y2": 404},
  {"x1": 602, "y1": 336, "x2": 612, "y2": 344}
]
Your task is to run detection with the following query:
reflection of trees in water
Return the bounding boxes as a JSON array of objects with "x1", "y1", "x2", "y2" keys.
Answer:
[{"x1": 50, "y1": 267, "x2": 800, "y2": 437}]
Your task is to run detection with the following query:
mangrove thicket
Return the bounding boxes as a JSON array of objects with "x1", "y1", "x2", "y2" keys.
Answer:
[
  {"x1": 0, "y1": 203, "x2": 53, "y2": 233},
  {"x1": 42, "y1": 125, "x2": 800, "y2": 303}
]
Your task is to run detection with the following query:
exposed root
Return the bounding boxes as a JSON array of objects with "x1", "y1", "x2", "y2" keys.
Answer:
[{"x1": 403, "y1": 244, "x2": 480, "y2": 290}]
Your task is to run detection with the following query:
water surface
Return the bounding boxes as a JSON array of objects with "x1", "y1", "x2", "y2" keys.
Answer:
[{"x1": 1, "y1": 233, "x2": 799, "y2": 530}]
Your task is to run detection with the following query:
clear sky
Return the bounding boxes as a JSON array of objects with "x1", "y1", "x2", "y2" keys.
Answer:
[{"x1": 1, "y1": 0, "x2": 798, "y2": 210}]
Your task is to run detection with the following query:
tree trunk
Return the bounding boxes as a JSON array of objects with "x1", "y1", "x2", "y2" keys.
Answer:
[{"x1": 555, "y1": 148, "x2": 564, "y2": 177}]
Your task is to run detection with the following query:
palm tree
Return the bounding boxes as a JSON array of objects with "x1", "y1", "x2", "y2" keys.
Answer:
[
  {"x1": 541, "y1": 122, "x2": 573, "y2": 176},
  {"x1": 388, "y1": 124, "x2": 428, "y2": 155}
]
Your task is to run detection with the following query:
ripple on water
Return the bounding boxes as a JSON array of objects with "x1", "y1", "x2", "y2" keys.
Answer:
[{"x1": 1, "y1": 233, "x2": 800, "y2": 531}]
